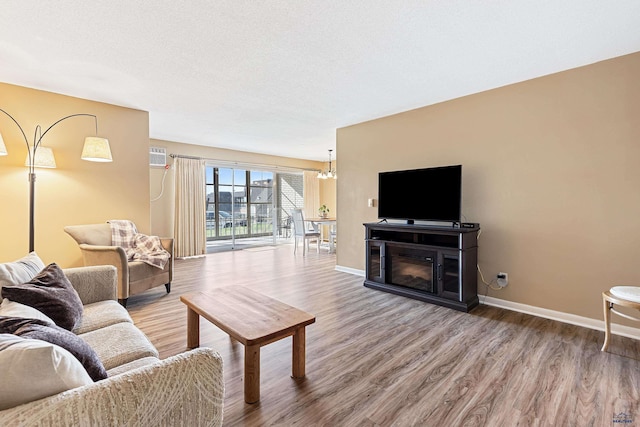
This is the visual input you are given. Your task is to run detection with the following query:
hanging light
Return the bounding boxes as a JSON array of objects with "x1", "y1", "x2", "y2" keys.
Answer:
[{"x1": 317, "y1": 149, "x2": 336, "y2": 179}]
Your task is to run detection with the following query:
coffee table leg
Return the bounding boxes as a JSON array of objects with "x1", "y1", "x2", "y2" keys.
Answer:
[
  {"x1": 292, "y1": 327, "x2": 306, "y2": 378},
  {"x1": 186, "y1": 307, "x2": 200, "y2": 349},
  {"x1": 245, "y1": 344, "x2": 260, "y2": 403}
]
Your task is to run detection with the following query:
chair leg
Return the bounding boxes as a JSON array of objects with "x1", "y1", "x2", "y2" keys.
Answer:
[
  {"x1": 602, "y1": 296, "x2": 611, "y2": 352},
  {"x1": 118, "y1": 298, "x2": 128, "y2": 308},
  {"x1": 165, "y1": 283, "x2": 171, "y2": 294}
]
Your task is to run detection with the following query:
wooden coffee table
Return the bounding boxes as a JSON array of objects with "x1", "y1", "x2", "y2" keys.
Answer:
[{"x1": 180, "y1": 286, "x2": 316, "y2": 403}]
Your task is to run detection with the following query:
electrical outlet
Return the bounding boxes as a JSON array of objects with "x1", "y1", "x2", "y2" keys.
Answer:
[{"x1": 497, "y1": 272, "x2": 508, "y2": 288}]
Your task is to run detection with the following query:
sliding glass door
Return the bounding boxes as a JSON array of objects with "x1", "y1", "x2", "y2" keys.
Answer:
[{"x1": 205, "y1": 166, "x2": 282, "y2": 251}]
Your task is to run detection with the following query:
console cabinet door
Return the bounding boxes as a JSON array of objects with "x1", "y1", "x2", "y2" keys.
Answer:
[
  {"x1": 367, "y1": 241, "x2": 385, "y2": 283},
  {"x1": 438, "y1": 249, "x2": 461, "y2": 301}
]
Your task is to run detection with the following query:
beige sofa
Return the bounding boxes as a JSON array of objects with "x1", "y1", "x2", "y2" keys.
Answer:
[
  {"x1": 64, "y1": 223, "x2": 173, "y2": 307},
  {"x1": 0, "y1": 265, "x2": 224, "y2": 426}
]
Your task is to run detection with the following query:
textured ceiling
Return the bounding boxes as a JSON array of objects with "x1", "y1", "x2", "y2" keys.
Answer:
[{"x1": 0, "y1": 1, "x2": 639, "y2": 161}]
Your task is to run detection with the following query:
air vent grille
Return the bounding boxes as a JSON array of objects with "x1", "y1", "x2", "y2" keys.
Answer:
[{"x1": 149, "y1": 146, "x2": 167, "y2": 167}]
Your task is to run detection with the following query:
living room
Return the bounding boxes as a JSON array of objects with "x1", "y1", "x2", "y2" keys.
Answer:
[{"x1": 1, "y1": 2, "x2": 640, "y2": 425}]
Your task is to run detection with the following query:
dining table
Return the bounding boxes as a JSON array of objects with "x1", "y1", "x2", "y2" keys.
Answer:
[{"x1": 304, "y1": 217, "x2": 337, "y2": 252}]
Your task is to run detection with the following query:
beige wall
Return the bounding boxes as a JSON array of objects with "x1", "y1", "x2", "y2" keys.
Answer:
[
  {"x1": 0, "y1": 83, "x2": 150, "y2": 267},
  {"x1": 149, "y1": 139, "x2": 329, "y2": 237},
  {"x1": 336, "y1": 52, "x2": 640, "y2": 323},
  {"x1": 0, "y1": 82, "x2": 332, "y2": 269}
]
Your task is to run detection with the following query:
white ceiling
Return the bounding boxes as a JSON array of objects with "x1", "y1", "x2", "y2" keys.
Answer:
[{"x1": 0, "y1": 1, "x2": 639, "y2": 161}]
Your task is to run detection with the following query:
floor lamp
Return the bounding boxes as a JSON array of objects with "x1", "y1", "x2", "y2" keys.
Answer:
[{"x1": 0, "y1": 108, "x2": 112, "y2": 252}]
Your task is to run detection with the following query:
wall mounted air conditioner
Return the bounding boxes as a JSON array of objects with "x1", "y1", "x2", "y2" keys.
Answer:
[{"x1": 149, "y1": 146, "x2": 167, "y2": 167}]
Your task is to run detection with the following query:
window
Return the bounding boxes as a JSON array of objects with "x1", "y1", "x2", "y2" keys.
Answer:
[{"x1": 205, "y1": 166, "x2": 275, "y2": 240}]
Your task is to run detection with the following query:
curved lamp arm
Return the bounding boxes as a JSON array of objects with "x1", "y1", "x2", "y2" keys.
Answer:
[
  {"x1": 0, "y1": 109, "x2": 103, "y2": 253},
  {"x1": 0, "y1": 107, "x2": 30, "y2": 154}
]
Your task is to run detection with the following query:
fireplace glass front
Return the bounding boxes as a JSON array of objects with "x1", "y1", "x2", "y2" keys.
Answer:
[{"x1": 387, "y1": 246, "x2": 436, "y2": 293}]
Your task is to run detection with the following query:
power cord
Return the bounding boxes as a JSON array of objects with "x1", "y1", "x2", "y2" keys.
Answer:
[
  {"x1": 151, "y1": 165, "x2": 170, "y2": 202},
  {"x1": 470, "y1": 223, "x2": 504, "y2": 305},
  {"x1": 477, "y1": 264, "x2": 502, "y2": 291}
]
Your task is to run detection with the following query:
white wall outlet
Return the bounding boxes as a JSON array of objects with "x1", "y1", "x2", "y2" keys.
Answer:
[
  {"x1": 497, "y1": 272, "x2": 508, "y2": 288},
  {"x1": 368, "y1": 198, "x2": 375, "y2": 207}
]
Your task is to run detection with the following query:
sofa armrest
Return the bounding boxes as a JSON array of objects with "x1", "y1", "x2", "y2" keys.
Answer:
[
  {"x1": 160, "y1": 238, "x2": 173, "y2": 255},
  {"x1": 0, "y1": 348, "x2": 224, "y2": 427},
  {"x1": 78, "y1": 244, "x2": 129, "y2": 300},
  {"x1": 63, "y1": 265, "x2": 118, "y2": 304}
]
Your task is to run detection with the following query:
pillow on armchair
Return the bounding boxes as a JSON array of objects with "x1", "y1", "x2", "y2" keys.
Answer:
[{"x1": 63, "y1": 223, "x2": 112, "y2": 246}]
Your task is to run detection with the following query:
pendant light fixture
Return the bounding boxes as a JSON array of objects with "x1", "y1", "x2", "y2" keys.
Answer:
[{"x1": 317, "y1": 149, "x2": 336, "y2": 179}]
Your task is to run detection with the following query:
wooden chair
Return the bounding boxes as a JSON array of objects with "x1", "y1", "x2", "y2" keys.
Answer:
[
  {"x1": 291, "y1": 209, "x2": 320, "y2": 255},
  {"x1": 602, "y1": 286, "x2": 640, "y2": 351}
]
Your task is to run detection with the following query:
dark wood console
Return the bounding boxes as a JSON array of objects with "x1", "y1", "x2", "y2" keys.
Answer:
[{"x1": 364, "y1": 222, "x2": 479, "y2": 312}]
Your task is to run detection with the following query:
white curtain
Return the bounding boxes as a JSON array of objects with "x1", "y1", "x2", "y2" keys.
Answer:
[
  {"x1": 303, "y1": 170, "x2": 320, "y2": 218},
  {"x1": 173, "y1": 157, "x2": 206, "y2": 258}
]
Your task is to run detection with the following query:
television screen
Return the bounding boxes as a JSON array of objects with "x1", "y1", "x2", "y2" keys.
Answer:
[{"x1": 378, "y1": 165, "x2": 462, "y2": 223}]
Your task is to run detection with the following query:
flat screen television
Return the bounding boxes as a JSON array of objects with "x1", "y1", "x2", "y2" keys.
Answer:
[{"x1": 378, "y1": 165, "x2": 462, "y2": 224}]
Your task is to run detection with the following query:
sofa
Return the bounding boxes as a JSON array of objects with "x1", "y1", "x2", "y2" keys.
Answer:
[
  {"x1": 64, "y1": 223, "x2": 173, "y2": 307},
  {"x1": 0, "y1": 263, "x2": 224, "y2": 426}
]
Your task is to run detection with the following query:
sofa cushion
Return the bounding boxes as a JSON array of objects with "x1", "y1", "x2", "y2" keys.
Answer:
[
  {"x1": 73, "y1": 300, "x2": 133, "y2": 335},
  {"x1": 0, "y1": 298, "x2": 55, "y2": 326},
  {"x1": 1, "y1": 263, "x2": 84, "y2": 331},
  {"x1": 0, "y1": 333, "x2": 93, "y2": 410},
  {"x1": 0, "y1": 252, "x2": 45, "y2": 288},
  {"x1": 106, "y1": 356, "x2": 160, "y2": 377},
  {"x1": 0, "y1": 317, "x2": 107, "y2": 381},
  {"x1": 79, "y1": 322, "x2": 159, "y2": 371}
]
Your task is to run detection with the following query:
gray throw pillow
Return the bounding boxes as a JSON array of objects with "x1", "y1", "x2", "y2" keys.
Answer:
[
  {"x1": 0, "y1": 317, "x2": 107, "y2": 381},
  {"x1": 1, "y1": 263, "x2": 83, "y2": 331}
]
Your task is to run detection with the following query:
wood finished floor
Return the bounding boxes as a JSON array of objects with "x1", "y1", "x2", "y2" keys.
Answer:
[{"x1": 126, "y1": 245, "x2": 640, "y2": 426}]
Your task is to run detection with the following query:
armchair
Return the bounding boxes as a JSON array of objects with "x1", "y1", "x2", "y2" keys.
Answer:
[{"x1": 64, "y1": 223, "x2": 173, "y2": 307}]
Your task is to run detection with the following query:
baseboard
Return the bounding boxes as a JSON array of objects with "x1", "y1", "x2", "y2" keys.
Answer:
[
  {"x1": 176, "y1": 255, "x2": 207, "y2": 260},
  {"x1": 335, "y1": 265, "x2": 365, "y2": 276},
  {"x1": 336, "y1": 266, "x2": 640, "y2": 340},
  {"x1": 481, "y1": 295, "x2": 640, "y2": 341}
]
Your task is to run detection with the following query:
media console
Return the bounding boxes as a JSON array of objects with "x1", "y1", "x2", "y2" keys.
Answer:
[{"x1": 364, "y1": 222, "x2": 479, "y2": 312}]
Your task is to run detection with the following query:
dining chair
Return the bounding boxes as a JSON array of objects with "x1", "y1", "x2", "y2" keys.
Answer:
[
  {"x1": 329, "y1": 224, "x2": 337, "y2": 253},
  {"x1": 601, "y1": 286, "x2": 640, "y2": 351},
  {"x1": 291, "y1": 209, "x2": 320, "y2": 255}
]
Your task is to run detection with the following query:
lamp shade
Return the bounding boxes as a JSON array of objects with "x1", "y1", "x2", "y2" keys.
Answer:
[
  {"x1": 0, "y1": 133, "x2": 7, "y2": 156},
  {"x1": 81, "y1": 137, "x2": 112, "y2": 162},
  {"x1": 25, "y1": 146, "x2": 57, "y2": 168}
]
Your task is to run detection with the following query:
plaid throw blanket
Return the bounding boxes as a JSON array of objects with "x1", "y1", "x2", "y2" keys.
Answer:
[{"x1": 108, "y1": 220, "x2": 170, "y2": 269}]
